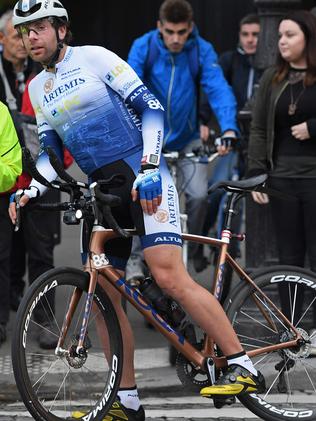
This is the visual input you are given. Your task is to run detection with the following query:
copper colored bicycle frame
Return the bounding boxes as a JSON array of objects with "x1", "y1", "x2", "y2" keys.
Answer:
[{"x1": 57, "y1": 225, "x2": 302, "y2": 373}]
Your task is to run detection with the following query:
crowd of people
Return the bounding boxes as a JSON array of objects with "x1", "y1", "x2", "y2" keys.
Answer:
[{"x1": 1, "y1": 0, "x2": 316, "y2": 419}]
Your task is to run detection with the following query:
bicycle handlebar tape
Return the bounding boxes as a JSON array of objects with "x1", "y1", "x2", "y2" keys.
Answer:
[
  {"x1": 46, "y1": 146, "x2": 77, "y2": 185},
  {"x1": 22, "y1": 147, "x2": 52, "y2": 188}
]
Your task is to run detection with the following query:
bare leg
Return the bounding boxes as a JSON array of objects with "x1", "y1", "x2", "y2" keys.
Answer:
[
  {"x1": 98, "y1": 272, "x2": 136, "y2": 388},
  {"x1": 144, "y1": 245, "x2": 243, "y2": 356}
]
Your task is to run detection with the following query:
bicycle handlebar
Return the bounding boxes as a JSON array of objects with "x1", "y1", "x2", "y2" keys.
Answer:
[
  {"x1": 46, "y1": 147, "x2": 88, "y2": 188},
  {"x1": 23, "y1": 147, "x2": 55, "y2": 189},
  {"x1": 28, "y1": 202, "x2": 77, "y2": 211},
  {"x1": 16, "y1": 147, "x2": 131, "y2": 238},
  {"x1": 163, "y1": 149, "x2": 218, "y2": 164}
]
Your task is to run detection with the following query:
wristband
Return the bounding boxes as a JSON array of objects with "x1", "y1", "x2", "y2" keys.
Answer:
[{"x1": 140, "y1": 163, "x2": 158, "y2": 172}]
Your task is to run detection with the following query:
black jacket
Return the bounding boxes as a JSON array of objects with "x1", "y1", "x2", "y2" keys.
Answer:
[
  {"x1": 0, "y1": 53, "x2": 33, "y2": 111},
  {"x1": 219, "y1": 47, "x2": 263, "y2": 111}
]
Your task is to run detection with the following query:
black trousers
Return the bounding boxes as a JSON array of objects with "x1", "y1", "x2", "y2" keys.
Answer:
[
  {"x1": 0, "y1": 195, "x2": 13, "y2": 325},
  {"x1": 269, "y1": 177, "x2": 316, "y2": 325},
  {"x1": 0, "y1": 191, "x2": 59, "y2": 325}
]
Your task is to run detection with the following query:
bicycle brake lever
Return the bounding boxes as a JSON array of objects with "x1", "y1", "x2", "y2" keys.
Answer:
[{"x1": 14, "y1": 189, "x2": 24, "y2": 232}]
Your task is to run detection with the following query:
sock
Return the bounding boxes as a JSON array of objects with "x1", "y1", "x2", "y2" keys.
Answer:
[
  {"x1": 117, "y1": 386, "x2": 140, "y2": 411},
  {"x1": 227, "y1": 351, "x2": 258, "y2": 376}
]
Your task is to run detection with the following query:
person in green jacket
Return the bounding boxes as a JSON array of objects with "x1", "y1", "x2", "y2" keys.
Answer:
[{"x1": 0, "y1": 100, "x2": 22, "y2": 192}]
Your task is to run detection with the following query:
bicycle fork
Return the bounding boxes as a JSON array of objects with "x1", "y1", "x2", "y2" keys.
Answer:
[{"x1": 55, "y1": 268, "x2": 98, "y2": 357}]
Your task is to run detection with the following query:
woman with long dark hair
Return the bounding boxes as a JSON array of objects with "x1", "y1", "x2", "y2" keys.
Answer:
[{"x1": 248, "y1": 10, "x2": 316, "y2": 350}]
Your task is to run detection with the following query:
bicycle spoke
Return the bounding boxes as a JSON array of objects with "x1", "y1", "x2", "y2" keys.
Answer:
[
  {"x1": 228, "y1": 268, "x2": 316, "y2": 419},
  {"x1": 32, "y1": 358, "x2": 60, "y2": 390},
  {"x1": 48, "y1": 368, "x2": 71, "y2": 412},
  {"x1": 13, "y1": 271, "x2": 123, "y2": 420},
  {"x1": 237, "y1": 332, "x2": 276, "y2": 347},
  {"x1": 300, "y1": 360, "x2": 316, "y2": 393},
  {"x1": 240, "y1": 309, "x2": 279, "y2": 334},
  {"x1": 252, "y1": 292, "x2": 288, "y2": 330},
  {"x1": 295, "y1": 296, "x2": 316, "y2": 328}
]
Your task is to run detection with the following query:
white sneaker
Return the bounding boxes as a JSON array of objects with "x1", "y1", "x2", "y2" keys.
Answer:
[{"x1": 309, "y1": 329, "x2": 316, "y2": 356}]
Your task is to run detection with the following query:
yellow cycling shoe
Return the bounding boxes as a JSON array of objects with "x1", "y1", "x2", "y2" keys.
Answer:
[
  {"x1": 72, "y1": 399, "x2": 145, "y2": 421},
  {"x1": 200, "y1": 364, "x2": 265, "y2": 397}
]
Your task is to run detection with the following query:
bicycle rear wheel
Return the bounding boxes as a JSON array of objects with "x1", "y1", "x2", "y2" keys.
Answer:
[
  {"x1": 12, "y1": 267, "x2": 123, "y2": 421},
  {"x1": 224, "y1": 265, "x2": 316, "y2": 421}
]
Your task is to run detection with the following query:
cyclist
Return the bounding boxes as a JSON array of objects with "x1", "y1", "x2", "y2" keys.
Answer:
[{"x1": 9, "y1": 0, "x2": 264, "y2": 418}]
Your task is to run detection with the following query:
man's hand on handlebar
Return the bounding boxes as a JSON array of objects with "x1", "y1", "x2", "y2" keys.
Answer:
[
  {"x1": 131, "y1": 166, "x2": 162, "y2": 215},
  {"x1": 215, "y1": 130, "x2": 237, "y2": 156}
]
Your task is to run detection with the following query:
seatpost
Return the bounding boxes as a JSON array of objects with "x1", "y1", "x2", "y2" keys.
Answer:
[
  {"x1": 222, "y1": 191, "x2": 243, "y2": 233},
  {"x1": 213, "y1": 191, "x2": 244, "y2": 300}
]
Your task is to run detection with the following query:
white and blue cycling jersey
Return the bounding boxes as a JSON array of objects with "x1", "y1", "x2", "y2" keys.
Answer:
[
  {"x1": 28, "y1": 45, "x2": 182, "y2": 255},
  {"x1": 29, "y1": 45, "x2": 164, "y2": 176}
]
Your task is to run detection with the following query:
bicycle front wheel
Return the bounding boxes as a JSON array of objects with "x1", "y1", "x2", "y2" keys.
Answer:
[
  {"x1": 12, "y1": 267, "x2": 123, "y2": 421},
  {"x1": 225, "y1": 265, "x2": 316, "y2": 421}
]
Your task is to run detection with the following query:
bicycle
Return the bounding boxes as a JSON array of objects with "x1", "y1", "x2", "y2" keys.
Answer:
[{"x1": 11, "y1": 147, "x2": 316, "y2": 421}]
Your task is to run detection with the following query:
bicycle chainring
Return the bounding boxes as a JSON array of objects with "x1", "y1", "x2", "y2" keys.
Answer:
[{"x1": 175, "y1": 342, "x2": 210, "y2": 392}]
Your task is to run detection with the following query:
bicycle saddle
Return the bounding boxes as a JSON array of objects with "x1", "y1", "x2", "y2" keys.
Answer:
[{"x1": 208, "y1": 174, "x2": 267, "y2": 194}]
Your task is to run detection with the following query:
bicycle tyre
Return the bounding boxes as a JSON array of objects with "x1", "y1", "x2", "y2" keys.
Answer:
[
  {"x1": 12, "y1": 266, "x2": 123, "y2": 421},
  {"x1": 224, "y1": 265, "x2": 316, "y2": 421}
]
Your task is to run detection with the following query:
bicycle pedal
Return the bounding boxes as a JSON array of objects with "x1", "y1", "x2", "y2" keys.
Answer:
[{"x1": 213, "y1": 396, "x2": 236, "y2": 409}]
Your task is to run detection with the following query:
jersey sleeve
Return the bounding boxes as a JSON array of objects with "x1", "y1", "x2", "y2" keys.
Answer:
[
  {"x1": 27, "y1": 79, "x2": 64, "y2": 195},
  {"x1": 83, "y1": 46, "x2": 164, "y2": 166}
]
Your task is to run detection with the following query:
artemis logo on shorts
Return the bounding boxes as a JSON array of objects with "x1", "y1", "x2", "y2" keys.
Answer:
[
  {"x1": 154, "y1": 209, "x2": 169, "y2": 223},
  {"x1": 167, "y1": 184, "x2": 177, "y2": 227}
]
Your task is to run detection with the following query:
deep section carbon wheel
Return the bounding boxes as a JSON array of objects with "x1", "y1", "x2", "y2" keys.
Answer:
[
  {"x1": 12, "y1": 267, "x2": 123, "y2": 421},
  {"x1": 225, "y1": 265, "x2": 316, "y2": 421}
]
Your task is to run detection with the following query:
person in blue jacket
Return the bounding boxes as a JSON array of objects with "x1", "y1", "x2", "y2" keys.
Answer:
[{"x1": 126, "y1": 0, "x2": 238, "y2": 276}]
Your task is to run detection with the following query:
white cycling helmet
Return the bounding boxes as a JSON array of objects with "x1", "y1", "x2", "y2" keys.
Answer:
[{"x1": 12, "y1": 0, "x2": 68, "y2": 28}]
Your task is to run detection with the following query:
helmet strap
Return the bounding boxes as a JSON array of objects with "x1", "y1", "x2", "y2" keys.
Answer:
[{"x1": 44, "y1": 29, "x2": 64, "y2": 70}]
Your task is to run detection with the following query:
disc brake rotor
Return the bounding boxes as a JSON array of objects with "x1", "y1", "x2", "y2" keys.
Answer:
[{"x1": 280, "y1": 327, "x2": 310, "y2": 360}]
